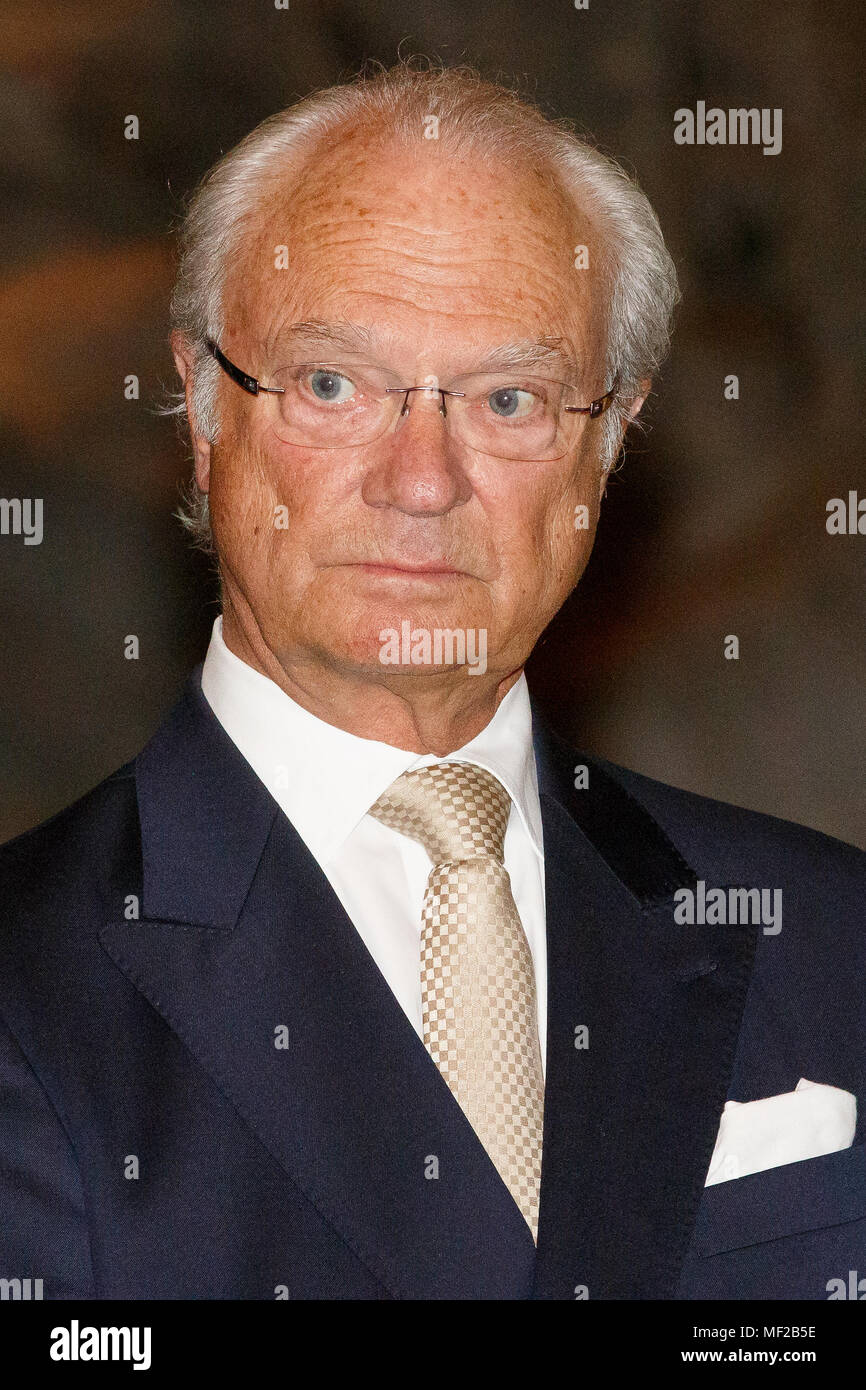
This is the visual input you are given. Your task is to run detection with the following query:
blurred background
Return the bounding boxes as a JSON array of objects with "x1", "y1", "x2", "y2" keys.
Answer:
[{"x1": 1, "y1": 0, "x2": 863, "y2": 847}]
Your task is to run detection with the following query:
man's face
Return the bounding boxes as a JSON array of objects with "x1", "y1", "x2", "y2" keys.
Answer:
[{"x1": 192, "y1": 132, "x2": 621, "y2": 691}]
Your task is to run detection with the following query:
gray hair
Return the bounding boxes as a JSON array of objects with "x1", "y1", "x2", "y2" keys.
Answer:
[{"x1": 166, "y1": 60, "x2": 680, "y2": 550}]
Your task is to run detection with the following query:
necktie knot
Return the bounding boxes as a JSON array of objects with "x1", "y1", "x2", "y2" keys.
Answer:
[{"x1": 368, "y1": 762, "x2": 511, "y2": 866}]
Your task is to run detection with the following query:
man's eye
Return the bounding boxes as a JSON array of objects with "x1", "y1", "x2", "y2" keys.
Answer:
[
  {"x1": 487, "y1": 387, "x2": 537, "y2": 419},
  {"x1": 308, "y1": 370, "x2": 355, "y2": 403}
]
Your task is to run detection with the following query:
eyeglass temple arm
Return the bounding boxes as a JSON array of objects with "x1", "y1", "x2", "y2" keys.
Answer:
[
  {"x1": 205, "y1": 339, "x2": 284, "y2": 396},
  {"x1": 564, "y1": 376, "x2": 620, "y2": 419}
]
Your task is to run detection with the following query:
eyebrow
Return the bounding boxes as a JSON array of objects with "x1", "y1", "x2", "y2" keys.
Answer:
[
  {"x1": 471, "y1": 339, "x2": 583, "y2": 381},
  {"x1": 271, "y1": 320, "x2": 376, "y2": 354},
  {"x1": 270, "y1": 322, "x2": 583, "y2": 382}
]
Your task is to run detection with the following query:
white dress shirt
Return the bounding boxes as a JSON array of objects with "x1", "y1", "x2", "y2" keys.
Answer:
[{"x1": 200, "y1": 616, "x2": 548, "y2": 1074}]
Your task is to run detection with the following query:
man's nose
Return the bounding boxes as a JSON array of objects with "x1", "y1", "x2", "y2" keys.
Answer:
[{"x1": 361, "y1": 388, "x2": 473, "y2": 516}]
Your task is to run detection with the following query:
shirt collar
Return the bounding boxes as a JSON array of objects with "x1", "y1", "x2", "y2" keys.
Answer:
[{"x1": 200, "y1": 615, "x2": 543, "y2": 867}]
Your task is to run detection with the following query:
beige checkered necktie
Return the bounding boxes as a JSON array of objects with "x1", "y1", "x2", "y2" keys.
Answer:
[{"x1": 369, "y1": 762, "x2": 545, "y2": 1241}]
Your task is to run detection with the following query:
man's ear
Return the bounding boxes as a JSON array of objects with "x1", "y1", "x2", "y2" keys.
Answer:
[
  {"x1": 171, "y1": 331, "x2": 212, "y2": 494},
  {"x1": 597, "y1": 377, "x2": 652, "y2": 502},
  {"x1": 627, "y1": 377, "x2": 652, "y2": 422}
]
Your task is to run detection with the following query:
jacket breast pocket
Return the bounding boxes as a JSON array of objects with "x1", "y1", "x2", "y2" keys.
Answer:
[{"x1": 677, "y1": 1144, "x2": 866, "y2": 1300}]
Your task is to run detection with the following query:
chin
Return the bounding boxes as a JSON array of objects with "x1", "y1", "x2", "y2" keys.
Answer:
[{"x1": 309, "y1": 597, "x2": 495, "y2": 677}]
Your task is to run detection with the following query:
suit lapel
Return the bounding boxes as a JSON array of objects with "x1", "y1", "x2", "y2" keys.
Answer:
[
  {"x1": 531, "y1": 724, "x2": 759, "y2": 1299},
  {"x1": 100, "y1": 673, "x2": 535, "y2": 1300}
]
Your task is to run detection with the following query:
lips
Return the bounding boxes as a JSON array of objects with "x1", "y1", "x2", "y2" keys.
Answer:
[{"x1": 352, "y1": 561, "x2": 464, "y2": 576}]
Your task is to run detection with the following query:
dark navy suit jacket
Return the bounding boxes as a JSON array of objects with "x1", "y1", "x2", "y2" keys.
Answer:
[{"x1": 1, "y1": 668, "x2": 865, "y2": 1299}]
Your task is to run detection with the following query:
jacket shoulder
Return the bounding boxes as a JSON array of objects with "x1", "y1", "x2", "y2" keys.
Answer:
[
  {"x1": 537, "y1": 716, "x2": 865, "y2": 888},
  {"x1": 591, "y1": 753, "x2": 866, "y2": 885}
]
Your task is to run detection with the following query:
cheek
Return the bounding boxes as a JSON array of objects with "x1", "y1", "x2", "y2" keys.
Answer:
[
  {"x1": 209, "y1": 428, "x2": 313, "y2": 547},
  {"x1": 497, "y1": 460, "x2": 601, "y2": 603},
  {"x1": 209, "y1": 442, "x2": 269, "y2": 547}
]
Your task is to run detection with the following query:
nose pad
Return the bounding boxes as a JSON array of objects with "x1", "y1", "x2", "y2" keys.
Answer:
[
  {"x1": 393, "y1": 386, "x2": 449, "y2": 429},
  {"x1": 399, "y1": 386, "x2": 447, "y2": 415}
]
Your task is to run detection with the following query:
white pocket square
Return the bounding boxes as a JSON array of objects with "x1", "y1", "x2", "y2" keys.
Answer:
[{"x1": 705, "y1": 1078, "x2": 857, "y2": 1186}]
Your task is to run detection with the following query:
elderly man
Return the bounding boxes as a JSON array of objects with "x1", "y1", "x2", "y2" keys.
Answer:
[{"x1": 1, "y1": 63, "x2": 864, "y2": 1303}]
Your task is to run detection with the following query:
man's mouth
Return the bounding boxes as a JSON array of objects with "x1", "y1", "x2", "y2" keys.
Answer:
[{"x1": 349, "y1": 561, "x2": 466, "y2": 578}]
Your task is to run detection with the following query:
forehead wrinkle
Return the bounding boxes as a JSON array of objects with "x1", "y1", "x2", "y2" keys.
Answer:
[
  {"x1": 299, "y1": 253, "x2": 577, "y2": 310},
  {"x1": 265, "y1": 321, "x2": 581, "y2": 379},
  {"x1": 278, "y1": 311, "x2": 591, "y2": 383},
  {"x1": 263, "y1": 217, "x2": 573, "y2": 275},
  {"x1": 311, "y1": 287, "x2": 579, "y2": 335},
  {"x1": 278, "y1": 198, "x2": 590, "y2": 273},
  {"x1": 306, "y1": 245, "x2": 573, "y2": 280},
  {"x1": 252, "y1": 251, "x2": 583, "y2": 324},
  {"x1": 291, "y1": 215, "x2": 470, "y2": 242},
  {"x1": 244, "y1": 226, "x2": 582, "y2": 319},
  {"x1": 286, "y1": 215, "x2": 559, "y2": 251}
]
